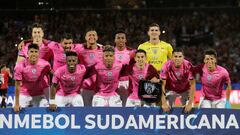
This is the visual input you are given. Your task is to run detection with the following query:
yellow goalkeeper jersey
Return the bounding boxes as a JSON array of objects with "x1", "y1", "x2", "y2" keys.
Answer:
[{"x1": 138, "y1": 41, "x2": 173, "y2": 72}]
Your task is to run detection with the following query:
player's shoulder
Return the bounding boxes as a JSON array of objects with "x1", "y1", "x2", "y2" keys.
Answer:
[
  {"x1": 217, "y1": 65, "x2": 229, "y2": 73},
  {"x1": 38, "y1": 58, "x2": 50, "y2": 66},
  {"x1": 183, "y1": 59, "x2": 193, "y2": 67},
  {"x1": 160, "y1": 41, "x2": 172, "y2": 47},
  {"x1": 138, "y1": 41, "x2": 149, "y2": 48},
  {"x1": 77, "y1": 64, "x2": 86, "y2": 70},
  {"x1": 48, "y1": 41, "x2": 60, "y2": 48},
  {"x1": 14, "y1": 60, "x2": 25, "y2": 70}
]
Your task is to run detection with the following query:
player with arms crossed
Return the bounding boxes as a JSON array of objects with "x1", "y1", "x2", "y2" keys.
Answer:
[
  {"x1": 192, "y1": 49, "x2": 232, "y2": 108},
  {"x1": 160, "y1": 48, "x2": 195, "y2": 113},
  {"x1": 14, "y1": 44, "x2": 51, "y2": 113}
]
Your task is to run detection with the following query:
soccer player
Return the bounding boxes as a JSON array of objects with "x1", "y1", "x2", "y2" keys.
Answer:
[
  {"x1": 17, "y1": 23, "x2": 52, "y2": 63},
  {"x1": 125, "y1": 49, "x2": 159, "y2": 107},
  {"x1": 160, "y1": 48, "x2": 195, "y2": 113},
  {"x1": 192, "y1": 49, "x2": 232, "y2": 108},
  {"x1": 91, "y1": 45, "x2": 125, "y2": 107},
  {"x1": 48, "y1": 33, "x2": 75, "y2": 71},
  {"x1": 114, "y1": 30, "x2": 136, "y2": 106},
  {"x1": 49, "y1": 52, "x2": 91, "y2": 110},
  {"x1": 75, "y1": 28, "x2": 103, "y2": 106},
  {"x1": 138, "y1": 23, "x2": 173, "y2": 72},
  {"x1": 0, "y1": 64, "x2": 12, "y2": 108},
  {"x1": 13, "y1": 44, "x2": 51, "y2": 113}
]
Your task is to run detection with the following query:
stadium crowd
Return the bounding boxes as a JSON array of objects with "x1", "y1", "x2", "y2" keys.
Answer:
[{"x1": 0, "y1": 9, "x2": 240, "y2": 83}]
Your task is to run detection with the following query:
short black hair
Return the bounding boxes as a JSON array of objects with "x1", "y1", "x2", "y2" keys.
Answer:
[
  {"x1": 204, "y1": 48, "x2": 217, "y2": 58},
  {"x1": 135, "y1": 49, "x2": 147, "y2": 56},
  {"x1": 115, "y1": 29, "x2": 126, "y2": 36},
  {"x1": 31, "y1": 23, "x2": 44, "y2": 31},
  {"x1": 173, "y1": 47, "x2": 184, "y2": 55},
  {"x1": 148, "y1": 23, "x2": 160, "y2": 30},
  {"x1": 103, "y1": 45, "x2": 115, "y2": 53},
  {"x1": 28, "y1": 43, "x2": 39, "y2": 50},
  {"x1": 66, "y1": 51, "x2": 78, "y2": 57},
  {"x1": 61, "y1": 33, "x2": 73, "y2": 40},
  {"x1": 85, "y1": 27, "x2": 97, "y2": 35},
  {"x1": 0, "y1": 64, "x2": 6, "y2": 70}
]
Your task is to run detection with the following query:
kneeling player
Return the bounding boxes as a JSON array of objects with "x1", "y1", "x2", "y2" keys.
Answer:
[
  {"x1": 126, "y1": 49, "x2": 159, "y2": 107},
  {"x1": 91, "y1": 45, "x2": 127, "y2": 107},
  {"x1": 160, "y1": 48, "x2": 195, "y2": 113},
  {"x1": 14, "y1": 44, "x2": 51, "y2": 113},
  {"x1": 49, "y1": 52, "x2": 91, "y2": 111},
  {"x1": 192, "y1": 49, "x2": 232, "y2": 108}
]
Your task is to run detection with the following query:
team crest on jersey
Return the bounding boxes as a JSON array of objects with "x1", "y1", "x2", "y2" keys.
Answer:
[
  {"x1": 152, "y1": 49, "x2": 158, "y2": 54},
  {"x1": 63, "y1": 53, "x2": 66, "y2": 59},
  {"x1": 70, "y1": 76, "x2": 75, "y2": 81},
  {"x1": 107, "y1": 71, "x2": 113, "y2": 77},
  {"x1": 31, "y1": 68, "x2": 37, "y2": 74},
  {"x1": 207, "y1": 75, "x2": 212, "y2": 81},
  {"x1": 89, "y1": 53, "x2": 95, "y2": 59},
  {"x1": 175, "y1": 72, "x2": 181, "y2": 77},
  {"x1": 144, "y1": 83, "x2": 155, "y2": 94},
  {"x1": 118, "y1": 54, "x2": 123, "y2": 60},
  {"x1": 138, "y1": 74, "x2": 144, "y2": 79}
]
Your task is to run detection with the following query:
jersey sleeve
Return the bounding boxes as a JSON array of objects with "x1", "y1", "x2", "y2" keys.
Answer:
[
  {"x1": 52, "y1": 69, "x2": 61, "y2": 84},
  {"x1": 191, "y1": 64, "x2": 204, "y2": 76},
  {"x1": 160, "y1": 62, "x2": 168, "y2": 80},
  {"x1": 146, "y1": 64, "x2": 159, "y2": 80},
  {"x1": 14, "y1": 63, "x2": 23, "y2": 81},
  {"x1": 223, "y1": 69, "x2": 231, "y2": 84},
  {"x1": 167, "y1": 44, "x2": 173, "y2": 59}
]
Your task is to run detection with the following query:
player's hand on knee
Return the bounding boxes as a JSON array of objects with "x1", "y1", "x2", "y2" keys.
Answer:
[
  {"x1": 161, "y1": 103, "x2": 171, "y2": 113},
  {"x1": 184, "y1": 103, "x2": 193, "y2": 113},
  {"x1": 49, "y1": 104, "x2": 57, "y2": 112},
  {"x1": 13, "y1": 105, "x2": 21, "y2": 113}
]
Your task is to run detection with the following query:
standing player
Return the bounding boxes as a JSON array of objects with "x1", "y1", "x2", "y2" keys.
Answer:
[
  {"x1": 49, "y1": 52, "x2": 92, "y2": 110},
  {"x1": 138, "y1": 23, "x2": 173, "y2": 73},
  {"x1": 48, "y1": 33, "x2": 75, "y2": 71},
  {"x1": 125, "y1": 49, "x2": 159, "y2": 107},
  {"x1": 160, "y1": 48, "x2": 195, "y2": 113},
  {"x1": 0, "y1": 64, "x2": 12, "y2": 108},
  {"x1": 16, "y1": 23, "x2": 52, "y2": 100},
  {"x1": 114, "y1": 30, "x2": 136, "y2": 106},
  {"x1": 13, "y1": 44, "x2": 51, "y2": 113},
  {"x1": 75, "y1": 28, "x2": 103, "y2": 106},
  {"x1": 192, "y1": 49, "x2": 232, "y2": 108},
  {"x1": 91, "y1": 45, "x2": 126, "y2": 107},
  {"x1": 17, "y1": 23, "x2": 52, "y2": 63}
]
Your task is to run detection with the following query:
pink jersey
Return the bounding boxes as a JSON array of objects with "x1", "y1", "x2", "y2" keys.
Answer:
[
  {"x1": 75, "y1": 43, "x2": 103, "y2": 90},
  {"x1": 200, "y1": 65, "x2": 230, "y2": 100},
  {"x1": 75, "y1": 43, "x2": 103, "y2": 67},
  {"x1": 18, "y1": 42, "x2": 53, "y2": 61},
  {"x1": 93, "y1": 60, "x2": 125, "y2": 96},
  {"x1": 14, "y1": 58, "x2": 51, "y2": 96},
  {"x1": 52, "y1": 65, "x2": 87, "y2": 96},
  {"x1": 48, "y1": 41, "x2": 67, "y2": 71},
  {"x1": 127, "y1": 63, "x2": 158, "y2": 100},
  {"x1": 160, "y1": 60, "x2": 193, "y2": 93},
  {"x1": 114, "y1": 47, "x2": 135, "y2": 65}
]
